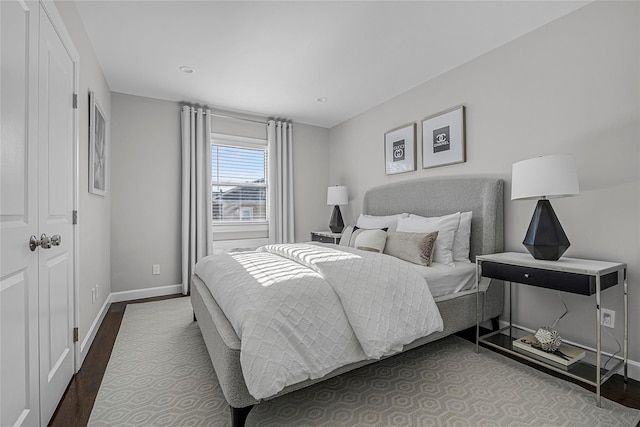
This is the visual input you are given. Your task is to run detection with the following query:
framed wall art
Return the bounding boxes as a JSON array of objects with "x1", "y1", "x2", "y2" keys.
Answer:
[
  {"x1": 384, "y1": 123, "x2": 416, "y2": 175},
  {"x1": 422, "y1": 105, "x2": 465, "y2": 169},
  {"x1": 89, "y1": 91, "x2": 107, "y2": 196}
]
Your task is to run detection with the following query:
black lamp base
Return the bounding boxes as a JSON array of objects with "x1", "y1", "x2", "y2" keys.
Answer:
[
  {"x1": 329, "y1": 205, "x2": 344, "y2": 233},
  {"x1": 523, "y1": 199, "x2": 570, "y2": 261}
]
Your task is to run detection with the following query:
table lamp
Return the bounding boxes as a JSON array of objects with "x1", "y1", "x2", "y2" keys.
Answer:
[
  {"x1": 511, "y1": 155, "x2": 579, "y2": 261},
  {"x1": 327, "y1": 185, "x2": 348, "y2": 233}
]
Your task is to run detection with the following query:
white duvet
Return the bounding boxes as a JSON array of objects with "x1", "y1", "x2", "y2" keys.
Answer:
[{"x1": 194, "y1": 243, "x2": 443, "y2": 400}]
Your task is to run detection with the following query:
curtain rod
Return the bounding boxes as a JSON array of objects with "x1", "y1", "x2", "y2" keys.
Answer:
[
  {"x1": 210, "y1": 112, "x2": 267, "y2": 125},
  {"x1": 182, "y1": 106, "x2": 267, "y2": 125}
]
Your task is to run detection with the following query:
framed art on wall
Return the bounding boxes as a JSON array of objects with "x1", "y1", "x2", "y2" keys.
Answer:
[
  {"x1": 89, "y1": 91, "x2": 107, "y2": 196},
  {"x1": 422, "y1": 105, "x2": 465, "y2": 169},
  {"x1": 384, "y1": 123, "x2": 416, "y2": 175}
]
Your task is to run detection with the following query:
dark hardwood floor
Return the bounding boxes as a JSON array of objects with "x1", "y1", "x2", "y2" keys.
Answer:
[
  {"x1": 50, "y1": 295, "x2": 640, "y2": 426},
  {"x1": 49, "y1": 294, "x2": 183, "y2": 427}
]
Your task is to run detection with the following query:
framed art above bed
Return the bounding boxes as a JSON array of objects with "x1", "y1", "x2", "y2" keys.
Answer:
[
  {"x1": 384, "y1": 123, "x2": 416, "y2": 175},
  {"x1": 422, "y1": 105, "x2": 465, "y2": 169}
]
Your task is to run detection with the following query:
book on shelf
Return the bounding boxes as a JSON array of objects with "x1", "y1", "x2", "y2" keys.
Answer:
[{"x1": 512, "y1": 334, "x2": 585, "y2": 370}]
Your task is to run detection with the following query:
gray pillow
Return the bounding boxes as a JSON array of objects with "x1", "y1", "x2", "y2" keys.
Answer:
[{"x1": 384, "y1": 231, "x2": 439, "y2": 266}]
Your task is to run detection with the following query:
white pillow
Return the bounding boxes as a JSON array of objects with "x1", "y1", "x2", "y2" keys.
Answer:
[
  {"x1": 356, "y1": 213, "x2": 408, "y2": 232},
  {"x1": 397, "y1": 212, "x2": 461, "y2": 265},
  {"x1": 453, "y1": 211, "x2": 472, "y2": 262},
  {"x1": 349, "y1": 228, "x2": 387, "y2": 253},
  {"x1": 404, "y1": 211, "x2": 472, "y2": 262}
]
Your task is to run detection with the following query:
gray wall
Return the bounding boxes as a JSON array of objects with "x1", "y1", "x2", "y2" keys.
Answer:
[
  {"x1": 110, "y1": 93, "x2": 182, "y2": 292},
  {"x1": 55, "y1": 0, "x2": 112, "y2": 358},
  {"x1": 329, "y1": 1, "x2": 639, "y2": 370},
  {"x1": 110, "y1": 93, "x2": 330, "y2": 291},
  {"x1": 292, "y1": 123, "x2": 332, "y2": 241}
]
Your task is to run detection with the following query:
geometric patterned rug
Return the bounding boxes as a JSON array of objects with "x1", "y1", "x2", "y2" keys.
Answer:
[{"x1": 88, "y1": 297, "x2": 640, "y2": 426}]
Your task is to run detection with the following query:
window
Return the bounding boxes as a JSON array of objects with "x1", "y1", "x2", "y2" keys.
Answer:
[{"x1": 211, "y1": 135, "x2": 268, "y2": 227}]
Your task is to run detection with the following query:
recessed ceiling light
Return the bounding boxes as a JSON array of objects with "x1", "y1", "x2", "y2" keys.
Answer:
[
  {"x1": 316, "y1": 97, "x2": 327, "y2": 103},
  {"x1": 179, "y1": 66, "x2": 195, "y2": 74}
]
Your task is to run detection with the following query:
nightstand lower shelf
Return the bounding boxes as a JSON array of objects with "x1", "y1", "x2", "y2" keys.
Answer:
[{"x1": 479, "y1": 326, "x2": 625, "y2": 389}]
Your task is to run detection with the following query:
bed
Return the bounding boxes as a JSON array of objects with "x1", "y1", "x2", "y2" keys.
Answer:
[{"x1": 191, "y1": 176, "x2": 504, "y2": 426}]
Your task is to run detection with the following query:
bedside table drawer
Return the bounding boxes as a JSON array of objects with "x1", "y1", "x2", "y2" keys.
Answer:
[
  {"x1": 313, "y1": 234, "x2": 336, "y2": 244},
  {"x1": 480, "y1": 261, "x2": 618, "y2": 295},
  {"x1": 310, "y1": 232, "x2": 342, "y2": 244}
]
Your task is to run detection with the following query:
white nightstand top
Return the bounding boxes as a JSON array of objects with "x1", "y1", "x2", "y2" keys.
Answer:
[{"x1": 312, "y1": 231, "x2": 343, "y2": 238}]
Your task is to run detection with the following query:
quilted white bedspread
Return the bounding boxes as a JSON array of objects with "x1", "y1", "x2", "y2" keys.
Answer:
[{"x1": 194, "y1": 243, "x2": 443, "y2": 400}]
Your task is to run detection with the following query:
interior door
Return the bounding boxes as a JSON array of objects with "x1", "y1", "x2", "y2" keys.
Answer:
[
  {"x1": 1, "y1": 2, "x2": 76, "y2": 425},
  {"x1": 0, "y1": 1, "x2": 41, "y2": 426},
  {"x1": 37, "y1": 4, "x2": 76, "y2": 424}
]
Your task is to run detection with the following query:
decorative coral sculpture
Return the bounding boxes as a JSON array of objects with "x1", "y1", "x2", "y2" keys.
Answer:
[{"x1": 534, "y1": 326, "x2": 562, "y2": 352}]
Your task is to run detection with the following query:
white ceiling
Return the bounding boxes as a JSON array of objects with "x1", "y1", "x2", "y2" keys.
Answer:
[{"x1": 74, "y1": 1, "x2": 589, "y2": 128}]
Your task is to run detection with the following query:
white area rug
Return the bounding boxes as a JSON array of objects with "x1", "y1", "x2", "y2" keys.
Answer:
[{"x1": 89, "y1": 297, "x2": 640, "y2": 426}]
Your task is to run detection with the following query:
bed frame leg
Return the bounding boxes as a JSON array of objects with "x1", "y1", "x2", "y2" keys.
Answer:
[
  {"x1": 230, "y1": 405, "x2": 254, "y2": 427},
  {"x1": 193, "y1": 311, "x2": 197, "y2": 322},
  {"x1": 491, "y1": 316, "x2": 500, "y2": 331}
]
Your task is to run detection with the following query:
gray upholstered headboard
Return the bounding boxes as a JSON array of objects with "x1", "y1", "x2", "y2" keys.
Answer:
[{"x1": 362, "y1": 176, "x2": 504, "y2": 261}]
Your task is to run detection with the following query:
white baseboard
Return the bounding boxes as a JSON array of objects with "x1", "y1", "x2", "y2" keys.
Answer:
[
  {"x1": 626, "y1": 358, "x2": 640, "y2": 382},
  {"x1": 76, "y1": 284, "x2": 184, "y2": 370},
  {"x1": 109, "y1": 284, "x2": 184, "y2": 303},
  {"x1": 494, "y1": 320, "x2": 640, "y2": 382},
  {"x1": 78, "y1": 296, "x2": 110, "y2": 369}
]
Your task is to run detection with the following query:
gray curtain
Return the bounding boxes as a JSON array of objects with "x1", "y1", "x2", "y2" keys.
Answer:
[
  {"x1": 180, "y1": 106, "x2": 212, "y2": 294},
  {"x1": 267, "y1": 120, "x2": 294, "y2": 244}
]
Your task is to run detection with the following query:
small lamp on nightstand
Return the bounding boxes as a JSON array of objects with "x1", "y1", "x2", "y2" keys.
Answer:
[
  {"x1": 327, "y1": 185, "x2": 348, "y2": 233},
  {"x1": 511, "y1": 154, "x2": 580, "y2": 261}
]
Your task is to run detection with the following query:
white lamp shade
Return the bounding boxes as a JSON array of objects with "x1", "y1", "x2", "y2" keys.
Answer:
[
  {"x1": 511, "y1": 155, "x2": 579, "y2": 200},
  {"x1": 327, "y1": 186, "x2": 348, "y2": 205}
]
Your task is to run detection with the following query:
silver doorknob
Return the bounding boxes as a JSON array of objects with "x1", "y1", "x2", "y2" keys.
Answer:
[
  {"x1": 28, "y1": 234, "x2": 61, "y2": 251},
  {"x1": 29, "y1": 235, "x2": 40, "y2": 251},
  {"x1": 40, "y1": 234, "x2": 52, "y2": 249},
  {"x1": 51, "y1": 235, "x2": 61, "y2": 246}
]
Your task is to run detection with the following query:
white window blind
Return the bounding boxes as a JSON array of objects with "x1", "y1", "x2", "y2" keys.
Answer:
[{"x1": 211, "y1": 137, "x2": 268, "y2": 225}]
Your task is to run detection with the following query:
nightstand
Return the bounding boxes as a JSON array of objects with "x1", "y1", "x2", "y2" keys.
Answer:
[
  {"x1": 476, "y1": 252, "x2": 628, "y2": 407},
  {"x1": 310, "y1": 231, "x2": 342, "y2": 244}
]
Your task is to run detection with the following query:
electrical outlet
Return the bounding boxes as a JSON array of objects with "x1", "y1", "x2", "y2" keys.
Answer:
[
  {"x1": 601, "y1": 308, "x2": 615, "y2": 328},
  {"x1": 152, "y1": 264, "x2": 160, "y2": 275},
  {"x1": 91, "y1": 287, "x2": 96, "y2": 304}
]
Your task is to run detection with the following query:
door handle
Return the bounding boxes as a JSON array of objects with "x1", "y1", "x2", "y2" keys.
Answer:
[
  {"x1": 40, "y1": 234, "x2": 52, "y2": 249},
  {"x1": 29, "y1": 235, "x2": 40, "y2": 251},
  {"x1": 28, "y1": 234, "x2": 60, "y2": 251},
  {"x1": 51, "y1": 235, "x2": 61, "y2": 246}
]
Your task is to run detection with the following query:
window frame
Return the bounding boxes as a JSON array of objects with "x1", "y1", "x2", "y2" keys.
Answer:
[{"x1": 210, "y1": 133, "x2": 269, "y2": 236}]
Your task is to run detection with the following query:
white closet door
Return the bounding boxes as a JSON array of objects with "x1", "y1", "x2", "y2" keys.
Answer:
[
  {"x1": 0, "y1": 1, "x2": 41, "y2": 426},
  {"x1": 37, "y1": 4, "x2": 76, "y2": 424},
  {"x1": 1, "y1": 2, "x2": 76, "y2": 426}
]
